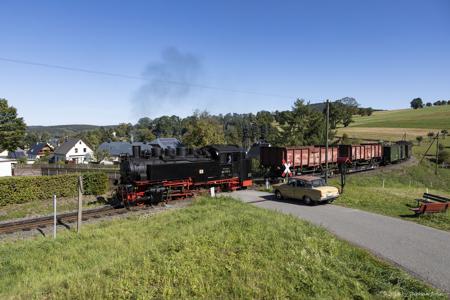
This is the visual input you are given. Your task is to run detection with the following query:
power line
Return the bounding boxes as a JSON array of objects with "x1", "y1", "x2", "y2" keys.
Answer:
[{"x1": 0, "y1": 56, "x2": 295, "y2": 99}]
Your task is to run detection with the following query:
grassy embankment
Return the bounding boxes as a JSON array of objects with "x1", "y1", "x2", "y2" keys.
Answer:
[
  {"x1": 338, "y1": 105, "x2": 450, "y2": 141},
  {"x1": 332, "y1": 105, "x2": 450, "y2": 231},
  {"x1": 0, "y1": 197, "x2": 443, "y2": 299},
  {"x1": 0, "y1": 195, "x2": 106, "y2": 222}
]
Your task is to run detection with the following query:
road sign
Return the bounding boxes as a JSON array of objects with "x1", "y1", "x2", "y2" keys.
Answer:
[{"x1": 281, "y1": 159, "x2": 292, "y2": 177}]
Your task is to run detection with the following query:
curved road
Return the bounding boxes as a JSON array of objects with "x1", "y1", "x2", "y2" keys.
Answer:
[{"x1": 229, "y1": 190, "x2": 450, "y2": 294}]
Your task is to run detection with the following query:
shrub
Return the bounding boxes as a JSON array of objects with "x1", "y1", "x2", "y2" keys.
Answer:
[
  {"x1": 0, "y1": 172, "x2": 108, "y2": 206},
  {"x1": 438, "y1": 150, "x2": 450, "y2": 164}
]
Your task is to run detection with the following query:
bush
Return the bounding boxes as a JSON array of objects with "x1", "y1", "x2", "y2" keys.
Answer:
[
  {"x1": 438, "y1": 150, "x2": 450, "y2": 164},
  {"x1": 0, "y1": 172, "x2": 108, "y2": 206}
]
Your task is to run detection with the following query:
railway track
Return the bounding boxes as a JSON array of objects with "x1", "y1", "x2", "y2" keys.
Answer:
[{"x1": 0, "y1": 205, "x2": 150, "y2": 235}]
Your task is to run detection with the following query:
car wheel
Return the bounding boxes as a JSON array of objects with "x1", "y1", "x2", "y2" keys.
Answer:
[
  {"x1": 275, "y1": 190, "x2": 283, "y2": 200},
  {"x1": 303, "y1": 196, "x2": 312, "y2": 205}
]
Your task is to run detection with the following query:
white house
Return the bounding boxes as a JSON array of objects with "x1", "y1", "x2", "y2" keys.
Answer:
[
  {"x1": 53, "y1": 139, "x2": 94, "y2": 164},
  {"x1": 0, "y1": 159, "x2": 13, "y2": 177},
  {"x1": 0, "y1": 149, "x2": 9, "y2": 158}
]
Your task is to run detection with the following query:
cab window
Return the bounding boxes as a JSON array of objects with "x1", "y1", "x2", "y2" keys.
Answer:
[{"x1": 288, "y1": 179, "x2": 296, "y2": 186}]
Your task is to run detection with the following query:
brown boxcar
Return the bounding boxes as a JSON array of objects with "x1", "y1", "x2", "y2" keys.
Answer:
[
  {"x1": 338, "y1": 144, "x2": 382, "y2": 163},
  {"x1": 260, "y1": 145, "x2": 338, "y2": 174}
]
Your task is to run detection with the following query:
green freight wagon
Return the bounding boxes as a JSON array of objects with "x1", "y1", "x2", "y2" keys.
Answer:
[
  {"x1": 396, "y1": 141, "x2": 413, "y2": 160},
  {"x1": 383, "y1": 144, "x2": 401, "y2": 163}
]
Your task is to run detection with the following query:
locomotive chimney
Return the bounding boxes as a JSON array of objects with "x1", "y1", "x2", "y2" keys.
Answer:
[{"x1": 132, "y1": 145, "x2": 141, "y2": 158}]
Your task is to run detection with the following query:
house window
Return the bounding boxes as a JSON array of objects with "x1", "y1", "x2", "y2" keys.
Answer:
[
  {"x1": 75, "y1": 148, "x2": 78, "y2": 153},
  {"x1": 83, "y1": 148, "x2": 87, "y2": 153}
]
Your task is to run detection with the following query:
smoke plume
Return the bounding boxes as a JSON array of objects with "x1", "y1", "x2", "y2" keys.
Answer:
[{"x1": 132, "y1": 47, "x2": 202, "y2": 117}]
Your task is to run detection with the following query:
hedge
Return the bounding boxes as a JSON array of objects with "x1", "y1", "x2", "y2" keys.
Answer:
[{"x1": 0, "y1": 172, "x2": 109, "y2": 206}]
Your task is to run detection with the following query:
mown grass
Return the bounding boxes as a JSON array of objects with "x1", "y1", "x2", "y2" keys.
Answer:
[
  {"x1": 0, "y1": 197, "x2": 443, "y2": 299},
  {"x1": 0, "y1": 195, "x2": 106, "y2": 222},
  {"x1": 350, "y1": 106, "x2": 450, "y2": 129},
  {"x1": 332, "y1": 161, "x2": 450, "y2": 231}
]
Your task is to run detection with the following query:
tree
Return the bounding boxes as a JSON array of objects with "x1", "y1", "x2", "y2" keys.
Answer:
[
  {"x1": 441, "y1": 129, "x2": 448, "y2": 139},
  {"x1": 0, "y1": 98, "x2": 27, "y2": 152},
  {"x1": 426, "y1": 102, "x2": 432, "y2": 107},
  {"x1": 182, "y1": 111, "x2": 225, "y2": 147},
  {"x1": 427, "y1": 132, "x2": 435, "y2": 141},
  {"x1": 410, "y1": 98, "x2": 423, "y2": 109},
  {"x1": 438, "y1": 150, "x2": 450, "y2": 164},
  {"x1": 135, "y1": 127, "x2": 156, "y2": 142},
  {"x1": 278, "y1": 99, "x2": 326, "y2": 146},
  {"x1": 94, "y1": 148, "x2": 110, "y2": 162},
  {"x1": 415, "y1": 136, "x2": 423, "y2": 145}
]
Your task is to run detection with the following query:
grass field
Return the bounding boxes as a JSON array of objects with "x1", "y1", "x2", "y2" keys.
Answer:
[
  {"x1": 333, "y1": 106, "x2": 450, "y2": 231},
  {"x1": 0, "y1": 195, "x2": 106, "y2": 222},
  {"x1": 351, "y1": 106, "x2": 450, "y2": 129},
  {"x1": 0, "y1": 197, "x2": 443, "y2": 299},
  {"x1": 331, "y1": 160, "x2": 450, "y2": 231},
  {"x1": 337, "y1": 105, "x2": 450, "y2": 141}
]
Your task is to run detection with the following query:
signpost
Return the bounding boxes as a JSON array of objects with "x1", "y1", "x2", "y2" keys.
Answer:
[
  {"x1": 281, "y1": 160, "x2": 292, "y2": 177},
  {"x1": 77, "y1": 176, "x2": 83, "y2": 233},
  {"x1": 325, "y1": 99, "x2": 330, "y2": 183},
  {"x1": 53, "y1": 194, "x2": 57, "y2": 239}
]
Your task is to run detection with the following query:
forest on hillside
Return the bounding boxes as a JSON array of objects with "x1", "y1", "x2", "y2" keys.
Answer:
[{"x1": 25, "y1": 97, "x2": 370, "y2": 149}]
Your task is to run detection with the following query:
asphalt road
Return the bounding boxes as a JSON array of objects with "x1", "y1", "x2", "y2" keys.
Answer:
[{"x1": 229, "y1": 190, "x2": 450, "y2": 294}]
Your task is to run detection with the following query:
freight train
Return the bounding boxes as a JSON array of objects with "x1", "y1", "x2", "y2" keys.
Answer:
[
  {"x1": 117, "y1": 144, "x2": 252, "y2": 205},
  {"x1": 259, "y1": 141, "x2": 412, "y2": 177},
  {"x1": 117, "y1": 141, "x2": 412, "y2": 205}
]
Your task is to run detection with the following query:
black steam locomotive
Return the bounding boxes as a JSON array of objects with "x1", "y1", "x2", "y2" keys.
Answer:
[{"x1": 118, "y1": 144, "x2": 252, "y2": 205}]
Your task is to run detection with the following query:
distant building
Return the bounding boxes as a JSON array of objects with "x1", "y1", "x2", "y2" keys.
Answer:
[
  {"x1": 53, "y1": 139, "x2": 93, "y2": 164},
  {"x1": 7, "y1": 148, "x2": 27, "y2": 159},
  {"x1": 149, "y1": 138, "x2": 182, "y2": 149},
  {"x1": 0, "y1": 149, "x2": 8, "y2": 158},
  {"x1": 97, "y1": 141, "x2": 153, "y2": 163},
  {"x1": 27, "y1": 143, "x2": 54, "y2": 159},
  {"x1": 0, "y1": 159, "x2": 13, "y2": 177}
]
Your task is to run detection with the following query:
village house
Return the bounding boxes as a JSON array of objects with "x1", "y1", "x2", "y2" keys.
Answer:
[
  {"x1": 0, "y1": 159, "x2": 13, "y2": 177},
  {"x1": 27, "y1": 142, "x2": 54, "y2": 160},
  {"x1": 53, "y1": 138, "x2": 93, "y2": 164},
  {"x1": 97, "y1": 141, "x2": 154, "y2": 163}
]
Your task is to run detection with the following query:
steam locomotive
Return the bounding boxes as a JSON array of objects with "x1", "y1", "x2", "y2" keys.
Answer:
[{"x1": 118, "y1": 144, "x2": 252, "y2": 205}]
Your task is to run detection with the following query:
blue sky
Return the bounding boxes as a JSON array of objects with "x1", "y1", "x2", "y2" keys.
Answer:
[{"x1": 0, "y1": 0, "x2": 449, "y2": 125}]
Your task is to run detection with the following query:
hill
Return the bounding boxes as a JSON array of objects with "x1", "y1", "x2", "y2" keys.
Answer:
[
  {"x1": 27, "y1": 124, "x2": 115, "y2": 137},
  {"x1": 350, "y1": 105, "x2": 450, "y2": 129},
  {"x1": 338, "y1": 105, "x2": 450, "y2": 141}
]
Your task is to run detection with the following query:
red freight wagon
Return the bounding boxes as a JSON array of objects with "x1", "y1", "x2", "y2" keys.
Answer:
[
  {"x1": 260, "y1": 146, "x2": 312, "y2": 174},
  {"x1": 338, "y1": 144, "x2": 383, "y2": 164},
  {"x1": 260, "y1": 145, "x2": 338, "y2": 177},
  {"x1": 285, "y1": 146, "x2": 311, "y2": 167},
  {"x1": 316, "y1": 145, "x2": 338, "y2": 165},
  {"x1": 361, "y1": 143, "x2": 382, "y2": 161}
]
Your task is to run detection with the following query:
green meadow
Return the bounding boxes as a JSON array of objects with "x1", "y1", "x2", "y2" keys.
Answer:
[{"x1": 0, "y1": 197, "x2": 442, "y2": 299}]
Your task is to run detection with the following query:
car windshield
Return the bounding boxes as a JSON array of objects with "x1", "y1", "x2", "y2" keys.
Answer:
[{"x1": 310, "y1": 179, "x2": 325, "y2": 187}]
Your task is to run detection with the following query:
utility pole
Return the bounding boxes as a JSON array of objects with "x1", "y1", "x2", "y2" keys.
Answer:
[
  {"x1": 435, "y1": 133, "x2": 439, "y2": 175},
  {"x1": 325, "y1": 99, "x2": 330, "y2": 183}
]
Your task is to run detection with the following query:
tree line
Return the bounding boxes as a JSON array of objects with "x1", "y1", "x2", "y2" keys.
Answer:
[
  {"x1": 410, "y1": 97, "x2": 450, "y2": 109},
  {"x1": 1, "y1": 97, "x2": 363, "y2": 153}
]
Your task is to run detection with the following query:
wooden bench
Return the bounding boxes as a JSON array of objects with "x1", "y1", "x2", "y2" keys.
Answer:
[
  {"x1": 423, "y1": 193, "x2": 450, "y2": 203},
  {"x1": 410, "y1": 202, "x2": 449, "y2": 215}
]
